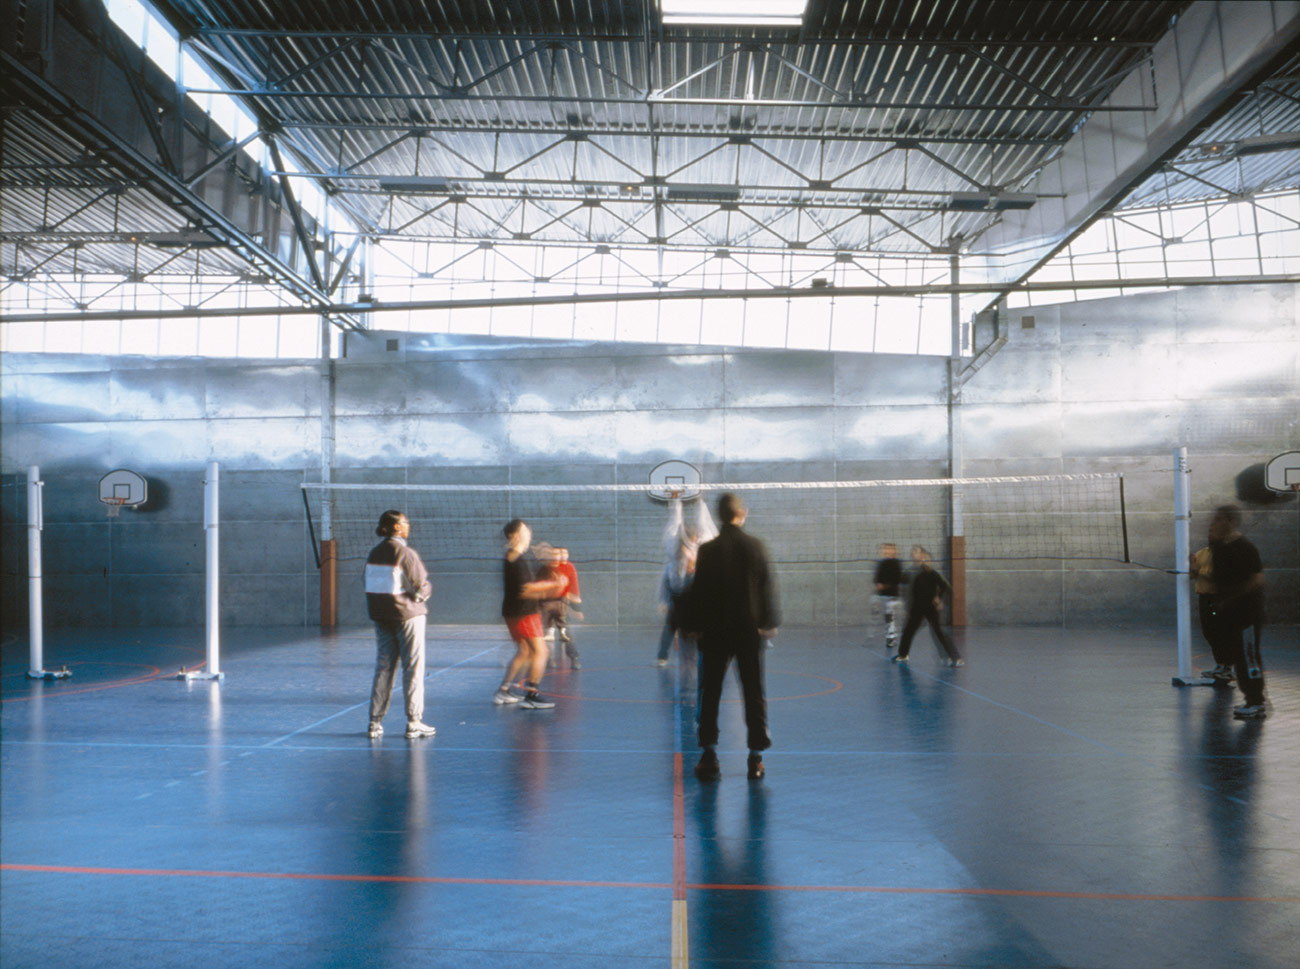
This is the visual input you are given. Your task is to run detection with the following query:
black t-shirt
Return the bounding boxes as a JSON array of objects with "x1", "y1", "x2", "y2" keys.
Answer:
[
  {"x1": 1210, "y1": 536, "x2": 1263, "y2": 625},
  {"x1": 909, "y1": 567, "x2": 950, "y2": 608},
  {"x1": 874, "y1": 558, "x2": 903, "y2": 596},
  {"x1": 502, "y1": 554, "x2": 540, "y2": 619}
]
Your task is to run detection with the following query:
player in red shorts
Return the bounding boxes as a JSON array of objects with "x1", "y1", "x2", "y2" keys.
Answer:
[
  {"x1": 541, "y1": 546, "x2": 584, "y2": 669},
  {"x1": 495, "y1": 519, "x2": 564, "y2": 709}
]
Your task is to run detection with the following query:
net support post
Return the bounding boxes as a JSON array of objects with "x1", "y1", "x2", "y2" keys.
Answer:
[
  {"x1": 320, "y1": 538, "x2": 338, "y2": 627},
  {"x1": 1171, "y1": 446, "x2": 1210, "y2": 687},
  {"x1": 181, "y1": 461, "x2": 224, "y2": 681},
  {"x1": 26, "y1": 466, "x2": 70, "y2": 680}
]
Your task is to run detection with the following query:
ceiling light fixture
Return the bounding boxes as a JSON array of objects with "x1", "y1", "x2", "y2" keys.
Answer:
[{"x1": 661, "y1": 0, "x2": 807, "y2": 27}]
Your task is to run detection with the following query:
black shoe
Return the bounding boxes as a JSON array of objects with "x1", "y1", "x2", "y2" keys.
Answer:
[
  {"x1": 568, "y1": 653, "x2": 581, "y2": 670},
  {"x1": 694, "y1": 750, "x2": 721, "y2": 781},
  {"x1": 747, "y1": 754, "x2": 765, "y2": 780}
]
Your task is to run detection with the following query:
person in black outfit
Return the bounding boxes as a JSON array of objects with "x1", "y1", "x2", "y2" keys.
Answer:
[
  {"x1": 871, "y1": 542, "x2": 905, "y2": 651},
  {"x1": 892, "y1": 545, "x2": 962, "y2": 667},
  {"x1": 682, "y1": 492, "x2": 780, "y2": 781},
  {"x1": 1207, "y1": 506, "x2": 1268, "y2": 719}
]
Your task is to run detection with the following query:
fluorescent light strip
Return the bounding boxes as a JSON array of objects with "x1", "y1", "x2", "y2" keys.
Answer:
[{"x1": 661, "y1": 0, "x2": 806, "y2": 26}]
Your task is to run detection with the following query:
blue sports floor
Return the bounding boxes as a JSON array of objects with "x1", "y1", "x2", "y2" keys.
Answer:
[{"x1": 2, "y1": 624, "x2": 1298, "y2": 969}]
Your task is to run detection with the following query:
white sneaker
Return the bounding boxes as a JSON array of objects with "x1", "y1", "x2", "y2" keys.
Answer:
[
  {"x1": 949, "y1": 658, "x2": 965, "y2": 668},
  {"x1": 493, "y1": 687, "x2": 521, "y2": 705},
  {"x1": 1233, "y1": 704, "x2": 1267, "y2": 720},
  {"x1": 367, "y1": 721, "x2": 383, "y2": 738},
  {"x1": 405, "y1": 721, "x2": 437, "y2": 738}
]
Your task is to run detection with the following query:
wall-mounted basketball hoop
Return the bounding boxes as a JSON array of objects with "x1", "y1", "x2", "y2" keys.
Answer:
[
  {"x1": 99, "y1": 469, "x2": 147, "y2": 517},
  {"x1": 648, "y1": 460, "x2": 703, "y2": 501},
  {"x1": 1264, "y1": 451, "x2": 1300, "y2": 493}
]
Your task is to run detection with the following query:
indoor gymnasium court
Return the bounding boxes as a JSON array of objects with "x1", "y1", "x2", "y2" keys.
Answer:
[{"x1": 3, "y1": 2, "x2": 1298, "y2": 967}]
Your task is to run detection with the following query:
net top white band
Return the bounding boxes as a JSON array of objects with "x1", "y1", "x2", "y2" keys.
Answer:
[{"x1": 301, "y1": 472, "x2": 1121, "y2": 494}]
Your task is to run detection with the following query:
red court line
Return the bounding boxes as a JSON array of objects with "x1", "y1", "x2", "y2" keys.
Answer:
[
  {"x1": 4, "y1": 863, "x2": 1295, "y2": 904},
  {"x1": 0, "y1": 864, "x2": 664, "y2": 890},
  {"x1": 0, "y1": 665, "x2": 170, "y2": 703},
  {"x1": 685, "y1": 882, "x2": 1300, "y2": 903}
]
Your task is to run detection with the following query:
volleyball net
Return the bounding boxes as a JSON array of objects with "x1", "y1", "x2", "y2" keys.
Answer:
[{"x1": 301, "y1": 472, "x2": 1129, "y2": 574}]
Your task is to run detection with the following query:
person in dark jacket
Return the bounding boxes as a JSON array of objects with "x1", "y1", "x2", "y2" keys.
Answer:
[
  {"x1": 681, "y1": 492, "x2": 780, "y2": 781},
  {"x1": 892, "y1": 545, "x2": 962, "y2": 667},
  {"x1": 365, "y1": 510, "x2": 436, "y2": 739},
  {"x1": 871, "y1": 542, "x2": 905, "y2": 651},
  {"x1": 1207, "y1": 505, "x2": 1268, "y2": 719}
]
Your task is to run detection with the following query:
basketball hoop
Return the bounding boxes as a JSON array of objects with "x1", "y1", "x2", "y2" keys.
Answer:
[{"x1": 105, "y1": 497, "x2": 128, "y2": 518}]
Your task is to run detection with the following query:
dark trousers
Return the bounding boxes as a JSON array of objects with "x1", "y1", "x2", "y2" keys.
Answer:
[
  {"x1": 696, "y1": 637, "x2": 770, "y2": 752},
  {"x1": 1198, "y1": 595, "x2": 1235, "y2": 668},
  {"x1": 898, "y1": 603, "x2": 959, "y2": 661},
  {"x1": 1225, "y1": 620, "x2": 1266, "y2": 705}
]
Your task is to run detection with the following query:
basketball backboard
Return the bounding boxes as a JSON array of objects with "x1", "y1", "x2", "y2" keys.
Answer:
[
  {"x1": 648, "y1": 459, "x2": 702, "y2": 501},
  {"x1": 1264, "y1": 451, "x2": 1300, "y2": 492},
  {"x1": 98, "y1": 469, "x2": 148, "y2": 508}
]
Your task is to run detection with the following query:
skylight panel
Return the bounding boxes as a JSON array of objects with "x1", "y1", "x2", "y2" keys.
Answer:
[{"x1": 660, "y1": 0, "x2": 807, "y2": 27}]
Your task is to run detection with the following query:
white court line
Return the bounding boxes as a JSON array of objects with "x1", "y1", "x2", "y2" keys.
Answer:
[{"x1": 260, "y1": 642, "x2": 505, "y2": 748}]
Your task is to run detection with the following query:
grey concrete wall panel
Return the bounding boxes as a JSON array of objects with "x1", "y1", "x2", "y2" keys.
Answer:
[
  {"x1": 3, "y1": 285, "x2": 1298, "y2": 630},
  {"x1": 333, "y1": 364, "x2": 416, "y2": 417},
  {"x1": 1057, "y1": 402, "x2": 1178, "y2": 457},
  {"x1": 110, "y1": 573, "x2": 207, "y2": 627},
  {"x1": 834, "y1": 406, "x2": 949, "y2": 461},
  {"x1": 833, "y1": 354, "x2": 948, "y2": 406},
  {"x1": 1174, "y1": 285, "x2": 1300, "y2": 344},
  {"x1": 723, "y1": 407, "x2": 837, "y2": 462},
  {"x1": 40, "y1": 523, "x2": 113, "y2": 578},
  {"x1": 962, "y1": 402, "x2": 1065, "y2": 460},
  {"x1": 333, "y1": 414, "x2": 506, "y2": 467},
  {"x1": 109, "y1": 523, "x2": 206, "y2": 576},
  {"x1": 615, "y1": 409, "x2": 725, "y2": 465},
  {"x1": 508, "y1": 411, "x2": 622, "y2": 463},
  {"x1": 1178, "y1": 399, "x2": 1300, "y2": 455},
  {"x1": 1061, "y1": 569, "x2": 1172, "y2": 627},
  {"x1": 1059, "y1": 345, "x2": 1179, "y2": 403},
  {"x1": 964, "y1": 571, "x2": 1064, "y2": 625},
  {"x1": 405, "y1": 361, "x2": 513, "y2": 416},
  {"x1": 42, "y1": 573, "x2": 114, "y2": 628},
  {"x1": 222, "y1": 470, "x2": 314, "y2": 522},
  {"x1": 722, "y1": 352, "x2": 835, "y2": 408},
  {"x1": 206, "y1": 417, "x2": 319, "y2": 470},
  {"x1": 109, "y1": 368, "x2": 209, "y2": 422},
  {"x1": 613, "y1": 355, "x2": 728, "y2": 412},
  {"x1": 5, "y1": 422, "x2": 114, "y2": 473},
  {"x1": 204, "y1": 366, "x2": 318, "y2": 419},
  {"x1": 1175, "y1": 343, "x2": 1298, "y2": 399},
  {"x1": 222, "y1": 574, "x2": 308, "y2": 627},
  {"x1": 500, "y1": 356, "x2": 624, "y2": 413},
  {"x1": 961, "y1": 348, "x2": 1062, "y2": 405},
  {"x1": 5, "y1": 371, "x2": 112, "y2": 424},
  {"x1": 219, "y1": 522, "x2": 308, "y2": 575}
]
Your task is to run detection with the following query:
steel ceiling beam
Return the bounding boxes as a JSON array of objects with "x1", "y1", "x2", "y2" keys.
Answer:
[
  {"x1": 0, "y1": 50, "x2": 363, "y2": 329},
  {"x1": 8, "y1": 273, "x2": 1298, "y2": 325}
]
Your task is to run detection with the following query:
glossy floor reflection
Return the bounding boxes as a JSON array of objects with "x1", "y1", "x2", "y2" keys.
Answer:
[{"x1": 2, "y1": 624, "x2": 1298, "y2": 968}]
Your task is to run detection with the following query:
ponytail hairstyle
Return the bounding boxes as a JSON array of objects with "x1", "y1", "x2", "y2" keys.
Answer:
[{"x1": 376, "y1": 510, "x2": 406, "y2": 537}]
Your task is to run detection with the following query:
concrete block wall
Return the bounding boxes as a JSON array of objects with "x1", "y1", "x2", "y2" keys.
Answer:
[{"x1": 2, "y1": 283, "x2": 1296, "y2": 632}]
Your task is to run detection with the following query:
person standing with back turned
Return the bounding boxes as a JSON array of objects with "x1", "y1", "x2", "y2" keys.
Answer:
[
  {"x1": 682, "y1": 492, "x2": 780, "y2": 781},
  {"x1": 365, "y1": 510, "x2": 437, "y2": 739},
  {"x1": 1207, "y1": 505, "x2": 1269, "y2": 720}
]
